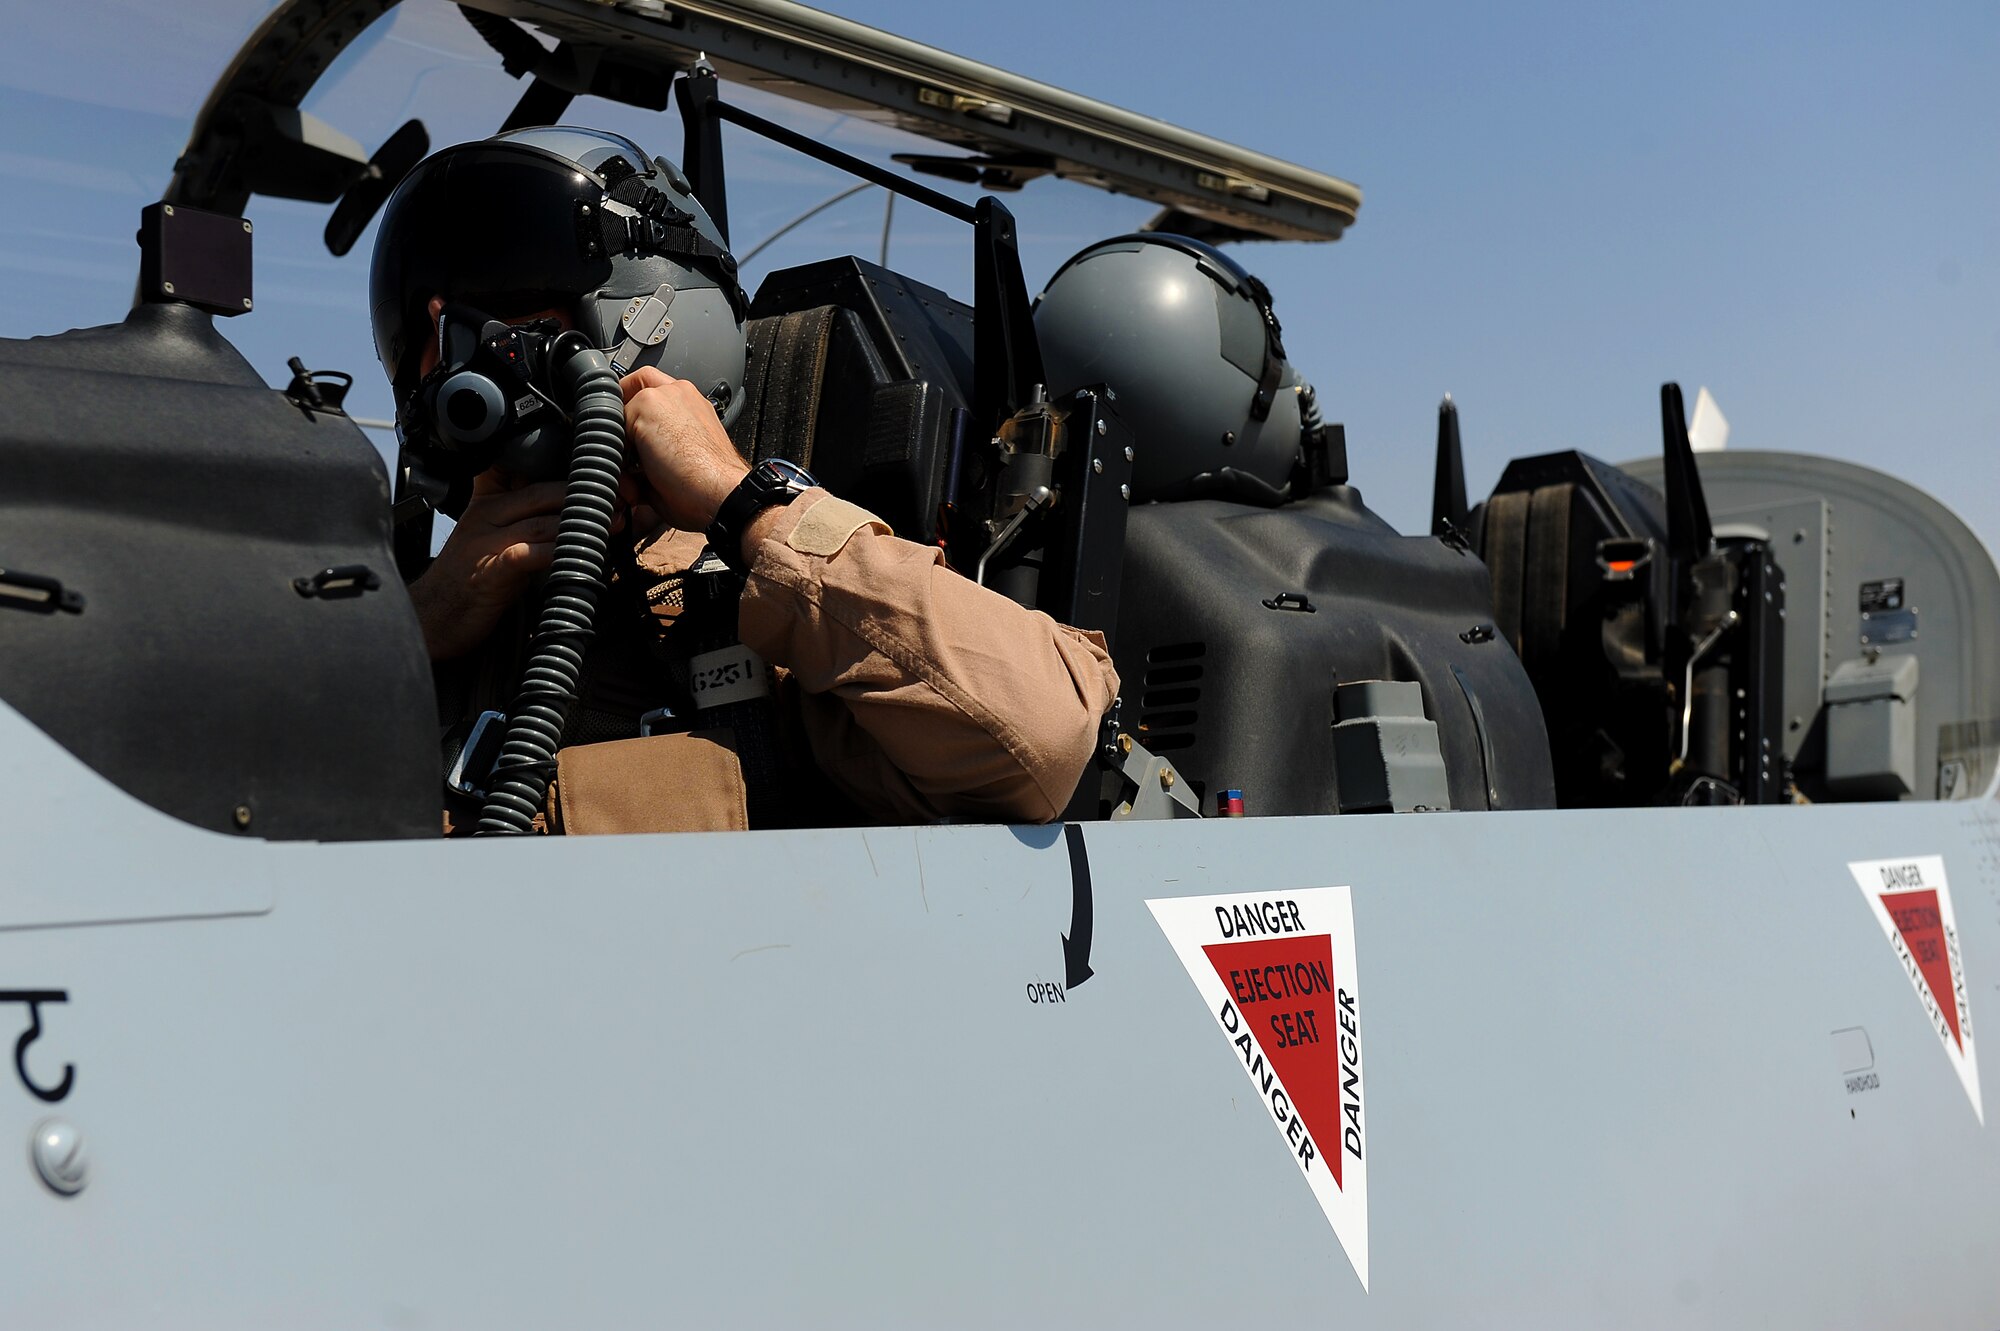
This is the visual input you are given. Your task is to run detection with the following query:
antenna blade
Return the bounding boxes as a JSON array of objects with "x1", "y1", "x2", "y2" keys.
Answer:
[
  {"x1": 1660, "y1": 382, "x2": 1713, "y2": 562},
  {"x1": 1431, "y1": 393, "x2": 1469, "y2": 535}
]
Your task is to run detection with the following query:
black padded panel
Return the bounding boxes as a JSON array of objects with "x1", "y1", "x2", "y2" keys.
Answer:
[
  {"x1": 1112, "y1": 487, "x2": 1556, "y2": 816},
  {"x1": 0, "y1": 303, "x2": 438, "y2": 840},
  {"x1": 734, "y1": 306, "x2": 839, "y2": 468},
  {"x1": 1483, "y1": 488, "x2": 1529, "y2": 654}
]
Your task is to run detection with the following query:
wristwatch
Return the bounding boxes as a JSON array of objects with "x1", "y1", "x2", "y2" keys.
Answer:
[{"x1": 706, "y1": 457, "x2": 817, "y2": 573}]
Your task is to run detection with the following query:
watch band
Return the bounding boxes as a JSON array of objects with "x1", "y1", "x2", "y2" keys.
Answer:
[{"x1": 707, "y1": 458, "x2": 816, "y2": 573}]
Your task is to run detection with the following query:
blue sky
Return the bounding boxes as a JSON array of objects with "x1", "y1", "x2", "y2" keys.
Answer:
[{"x1": 3, "y1": 0, "x2": 1996, "y2": 546}]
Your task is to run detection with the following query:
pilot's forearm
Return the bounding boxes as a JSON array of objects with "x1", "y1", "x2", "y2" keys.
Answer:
[{"x1": 739, "y1": 490, "x2": 1119, "y2": 823}]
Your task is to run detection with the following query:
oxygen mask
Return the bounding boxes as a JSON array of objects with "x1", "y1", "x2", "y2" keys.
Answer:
[{"x1": 397, "y1": 303, "x2": 578, "y2": 496}]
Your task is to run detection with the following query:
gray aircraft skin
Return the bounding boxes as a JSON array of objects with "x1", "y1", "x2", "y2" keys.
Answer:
[
  {"x1": 5, "y1": 698, "x2": 1999, "y2": 1327},
  {"x1": 5, "y1": 2, "x2": 2000, "y2": 1327}
]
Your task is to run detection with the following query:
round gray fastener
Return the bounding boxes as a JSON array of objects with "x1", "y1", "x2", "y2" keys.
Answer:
[
  {"x1": 1091, "y1": 458, "x2": 1104, "y2": 474},
  {"x1": 241, "y1": 299, "x2": 253, "y2": 310},
  {"x1": 1105, "y1": 387, "x2": 1115, "y2": 400},
  {"x1": 1119, "y1": 483, "x2": 1130, "y2": 501},
  {"x1": 1095, "y1": 419, "x2": 1107, "y2": 436},
  {"x1": 233, "y1": 804, "x2": 253, "y2": 829},
  {"x1": 31, "y1": 1118, "x2": 86, "y2": 1196},
  {"x1": 163, "y1": 204, "x2": 174, "y2": 217},
  {"x1": 1123, "y1": 445, "x2": 1135, "y2": 463},
  {"x1": 162, "y1": 282, "x2": 175, "y2": 295}
]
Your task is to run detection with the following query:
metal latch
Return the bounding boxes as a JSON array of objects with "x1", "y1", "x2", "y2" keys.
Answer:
[
  {"x1": 0, "y1": 568, "x2": 85, "y2": 615},
  {"x1": 609, "y1": 282, "x2": 676, "y2": 373},
  {"x1": 448, "y1": 709, "x2": 510, "y2": 800},
  {"x1": 293, "y1": 565, "x2": 382, "y2": 598}
]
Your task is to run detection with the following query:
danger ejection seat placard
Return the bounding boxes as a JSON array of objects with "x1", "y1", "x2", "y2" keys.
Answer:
[{"x1": 1148, "y1": 887, "x2": 1369, "y2": 1289}]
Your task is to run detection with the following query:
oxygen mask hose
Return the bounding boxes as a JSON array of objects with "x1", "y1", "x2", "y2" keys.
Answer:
[{"x1": 476, "y1": 336, "x2": 626, "y2": 834}]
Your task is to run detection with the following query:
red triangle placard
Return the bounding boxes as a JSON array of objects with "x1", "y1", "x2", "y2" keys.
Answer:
[
  {"x1": 1851, "y1": 856, "x2": 1981, "y2": 1123},
  {"x1": 1202, "y1": 934, "x2": 1346, "y2": 1188},
  {"x1": 1879, "y1": 889, "x2": 1960, "y2": 1049}
]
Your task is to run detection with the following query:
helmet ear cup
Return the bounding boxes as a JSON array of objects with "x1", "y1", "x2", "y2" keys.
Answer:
[{"x1": 1035, "y1": 234, "x2": 1306, "y2": 504}]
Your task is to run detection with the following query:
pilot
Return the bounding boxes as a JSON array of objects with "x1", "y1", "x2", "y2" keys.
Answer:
[{"x1": 370, "y1": 127, "x2": 1118, "y2": 833}]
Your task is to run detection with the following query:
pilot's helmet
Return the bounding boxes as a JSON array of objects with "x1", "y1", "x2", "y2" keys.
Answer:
[
  {"x1": 369, "y1": 126, "x2": 747, "y2": 427},
  {"x1": 1034, "y1": 234, "x2": 1309, "y2": 503}
]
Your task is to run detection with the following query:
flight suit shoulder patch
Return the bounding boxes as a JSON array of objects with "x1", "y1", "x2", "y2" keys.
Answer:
[{"x1": 786, "y1": 494, "x2": 889, "y2": 557}]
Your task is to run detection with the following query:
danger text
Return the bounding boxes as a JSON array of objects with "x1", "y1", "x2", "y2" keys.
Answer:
[{"x1": 1215, "y1": 899, "x2": 1306, "y2": 939}]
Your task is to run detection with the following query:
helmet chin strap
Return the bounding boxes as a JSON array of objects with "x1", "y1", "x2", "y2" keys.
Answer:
[{"x1": 1240, "y1": 272, "x2": 1288, "y2": 424}]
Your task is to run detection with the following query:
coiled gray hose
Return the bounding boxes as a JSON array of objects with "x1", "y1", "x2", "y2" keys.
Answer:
[{"x1": 476, "y1": 338, "x2": 625, "y2": 834}]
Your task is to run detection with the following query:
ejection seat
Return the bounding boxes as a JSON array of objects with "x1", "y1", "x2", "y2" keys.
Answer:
[{"x1": 728, "y1": 257, "x2": 974, "y2": 547}]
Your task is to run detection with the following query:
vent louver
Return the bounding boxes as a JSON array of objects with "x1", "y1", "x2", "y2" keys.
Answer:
[{"x1": 1139, "y1": 641, "x2": 1205, "y2": 752}]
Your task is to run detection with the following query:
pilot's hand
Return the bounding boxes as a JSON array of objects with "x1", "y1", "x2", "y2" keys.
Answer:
[
  {"x1": 408, "y1": 473, "x2": 567, "y2": 661},
  {"x1": 620, "y1": 367, "x2": 751, "y2": 535}
]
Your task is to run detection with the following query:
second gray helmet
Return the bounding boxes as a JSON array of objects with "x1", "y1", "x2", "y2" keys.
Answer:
[{"x1": 1034, "y1": 234, "x2": 1308, "y2": 503}]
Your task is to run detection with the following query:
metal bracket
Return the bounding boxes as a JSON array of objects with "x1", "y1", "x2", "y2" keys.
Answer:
[
  {"x1": 1107, "y1": 733, "x2": 1203, "y2": 820},
  {"x1": 675, "y1": 60, "x2": 729, "y2": 242},
  {"x1": 972, "y1": 196, "x2": 1045, "y2": 436}
]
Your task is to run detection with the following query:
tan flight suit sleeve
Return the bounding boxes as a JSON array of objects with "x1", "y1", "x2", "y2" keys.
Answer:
[{"x1": 738, "y1": 489, "x2": 1120, "y2": 824}]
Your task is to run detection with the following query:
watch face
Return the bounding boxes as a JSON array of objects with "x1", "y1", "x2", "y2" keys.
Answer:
[{"x1": 760, "y1": 457, "x2": 816, "y2": 490}]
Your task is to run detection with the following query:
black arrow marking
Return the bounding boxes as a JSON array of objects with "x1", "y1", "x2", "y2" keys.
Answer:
[{"x1": 1062, "y1": 824, "x2": 1095, "y2": 990}]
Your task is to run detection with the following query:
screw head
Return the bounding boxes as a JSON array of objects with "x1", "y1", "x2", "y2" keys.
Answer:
[
  {"x1": 1123, "y1": 445, "x2": 1134, "y2": 463},
  {"x1": 1104, "y1": 388, "x2": 1115, "y2": 401},
  {"x1": 1159, "y1": 767, "x2": 1176, "y2": 790},
  {"x1": 1117, "y1": 733, "x2": 1134, "y2": 756},
  {"x1": 1095, "y1": 419, "x2": 1107, "y2": 436},
  {"x1": 31, "y1": 1118, "x2": 86, "y2": 1196},
  {"x1": 162, "y1": 204, "x2": 174, "y2": 217},
  {"x1": 1222, "y1": 431, "x2": 1235, "y2": 446},
  {"x1": 233, "y1": 804, "x2": 253, "y2": 829},
  {"x1": 241, "y1": 298, "x2": 253, "y2": 310},
  {"x1": 1118, "y1": 484, "x2": 1131, "y2": 501},
  {"x1": 161, "y1": 281, "x2": 175, "y2": 294},
  {"x1": 1091, "y1": 458, "x2": 1104, "y2": 474}
]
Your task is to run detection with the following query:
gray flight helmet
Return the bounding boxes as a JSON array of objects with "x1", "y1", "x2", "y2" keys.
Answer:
[
  {"x1": 372, "y1": 126, "x2": 747, "y2": 431},
  {"x1": 1034, "y1": 234, "x2": 1307, "y2": 504}
]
